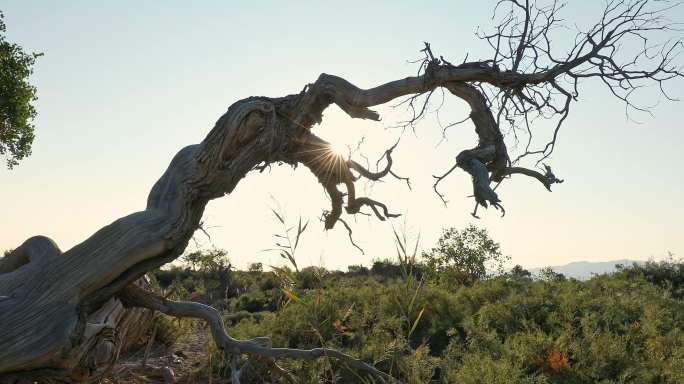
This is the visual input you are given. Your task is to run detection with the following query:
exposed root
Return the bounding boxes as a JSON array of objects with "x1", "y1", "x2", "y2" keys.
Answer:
[{"x1": 119, "y1": 285, "x2": 395, "y2": 383}]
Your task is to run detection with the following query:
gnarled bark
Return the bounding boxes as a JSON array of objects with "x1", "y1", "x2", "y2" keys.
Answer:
[
  {"x1": 1, "y1": 1, "x2": 680, "y2": 381},
  {"x1": 0, "y1": 69, "x2": 529, "y2": 382},
  {"x1": 0, "y1": 237, "x2": 154, "y2": 383}
]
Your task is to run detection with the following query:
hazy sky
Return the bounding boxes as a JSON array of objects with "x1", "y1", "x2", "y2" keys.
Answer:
[{"x1": 1, "y1": 1, "x2": 682, "y2": 271}]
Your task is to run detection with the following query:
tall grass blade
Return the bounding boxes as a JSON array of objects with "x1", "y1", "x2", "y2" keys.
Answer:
[
  {"x1": 270, "y1": 208, "x2": 285, "y2": 224},
  {"x1": 409, "y1": 305, "x2": 426, "y2": 338}
]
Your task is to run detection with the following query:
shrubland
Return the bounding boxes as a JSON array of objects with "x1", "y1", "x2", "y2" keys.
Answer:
[{"x1": 148, "y1": 228, "x2": 684, "y2": 383}]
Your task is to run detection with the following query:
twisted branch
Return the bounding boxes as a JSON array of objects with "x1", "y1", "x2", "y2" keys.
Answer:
[{"x1": 119, "y1": 285, "x2": 394, "y2": 383}]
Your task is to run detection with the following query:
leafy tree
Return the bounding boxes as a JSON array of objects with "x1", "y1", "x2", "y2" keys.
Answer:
[
  {"x1": 248, "y1": 262, "x2": 263, "y2": 273},
  {"x1": 182, "y1": 248, "x2": 232, "y2": 302},
  {"x1": 423, "y1": 225, "x2": 509, "y2": 287},
  {"x1": 347, "y1": 264, "x2": 369, "y2": 275},
  {"x1": 509, "y1": 264, "x2": 532, "y2": 279},
  {"x1": 296, "y1": 266, "x2": 327, "y2": 289},
  {"x1": 538, "y1": 266, "x2": 566, "y2": 282},
  {"x1": 0, "y1": 11, "x2": 41, "y2": 169},
  {"x1": 371, "y1": 258, "x2": 404, "y2": 279},
  {"x1": 152, "y1": 265, "x2": 191, "y2": 290},
  {"x1": 616, "y1": 252, "x2": 684, "y2": 298},
  {"x1": 183, "y1": 247, "x2": 231, "y2": 273}
]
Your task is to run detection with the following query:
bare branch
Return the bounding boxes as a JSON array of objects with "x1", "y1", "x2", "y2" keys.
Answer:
[
  {"x1": 119, "y1": 285, "x2": 393, "y2": 383},
  {"x1": 338, "y1": 218, "x2": 365, "y2": 255}
]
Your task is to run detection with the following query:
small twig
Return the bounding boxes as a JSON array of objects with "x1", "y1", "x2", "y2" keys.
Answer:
[{"x1": 338, "y1": 218, "x2": 365, "y2": 255}]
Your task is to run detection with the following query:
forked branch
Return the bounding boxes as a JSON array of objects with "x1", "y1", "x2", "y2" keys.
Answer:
[{"x1": 289, "y1": 0, "x2": 681, "y2": 217}]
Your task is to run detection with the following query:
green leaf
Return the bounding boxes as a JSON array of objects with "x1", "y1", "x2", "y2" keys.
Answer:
[
  {"x1": 412, "y1": 231, "x2": 421, "y2": 259},
  {"x1": 281, "y1": 287, "x2": 300, "y2": 304},
  {"x1": 393, "y1": 227, "x2": 406, "y2": 257},
  {"x1": 408, "y1": 279, "x2": 424, "y2": 313},
  {"x1": 287, "y1": 254, "x2": 298, "y2": 272},
  {"x1": 409, "y1": 305, "x2": 426, "y2": 338},
  {"x1": 294, "y1": 217, "x2": 309, "y2": 251},
  {"x1": 269, "y1": 265, "x2": 296, "y2": 283}
]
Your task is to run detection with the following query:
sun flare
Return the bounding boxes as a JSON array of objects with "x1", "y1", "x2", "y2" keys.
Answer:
[{"x1": 328, "y1": 141, "x2": 348, "y2": 158}]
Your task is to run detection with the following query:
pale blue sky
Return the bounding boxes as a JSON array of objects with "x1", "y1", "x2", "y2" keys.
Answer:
[{"x1": 1, "y1": 1, "x2": 682, "y2": 270}]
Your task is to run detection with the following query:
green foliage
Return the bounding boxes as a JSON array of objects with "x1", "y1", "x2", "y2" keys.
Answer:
[
  {"x1": 152, "y1": 313, "x2": 193, "y2": 347},
  {"x1": 266, "y1": 201, "x2": 308, "y2": 273},
  {"x1": 371, "y1": 258, "x2": 406, "y2": 279},
  {"x1": 0, "y1": 11, "x2": 41, "y2": 169},
  {"x1": 510, "y1": 264, "x2": 532, "y2": 279},
  {"x1": 538, "y1": 266, "x2": 567, "y2": 282},
  {"x1": 151, "y1": 248, "x2": 236, "y2": 309},
  {"x1": 182, "y1": 248, "x2": 232, "y2": 300},
  {"x1": 615, "y1": 253, "x2": 684, "y2": 298},
  {"x1": 231, "y1": 288, "x2": 278, "y2": 313},
  {"x1": 298, "y1": 266, "x2": 328, "y2": 289},
  {"x1": 153, "y1": 265, "x2": 192, "y2": 290},
  {"x1": 151, "y1": 236, "x2": 684, "y2": 383},
  {"x1": 183, "y1": 248, "x2": 231, "y2": 273},
  {"x1": 423, "y1": 225, "x2": 510, "y2": 287},
  {"x1": 248, "y1": 262, "x2": 263, "y2": 273},
  {"x1": 347, "y1": 264, "x2": 370, "y2": 276},
  {"x1": 214, "y1": 260, "x2": 684, "y2": 383}
]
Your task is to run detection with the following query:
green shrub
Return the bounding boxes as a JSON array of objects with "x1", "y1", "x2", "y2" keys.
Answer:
[
  {"x1": 220, "y1": 265, "x2": 682, "y2": 382},
  {"x1": 152, "y1": 314, "x2": 193, "y2": 347},
  {"x1": 423, "y1": 225, "x2": 510, "y2": 287},
  {"x1": 152, "y1": 250, "x2": 684, "y2": 383}
]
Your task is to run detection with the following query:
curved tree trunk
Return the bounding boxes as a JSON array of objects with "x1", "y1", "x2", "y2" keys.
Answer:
[
  {"x1": 2, "y1": 1, "x2": 678, "y2": 380},
  {"x1": 0, "y1": 68, "x2": 560, "y2": 382},
  {"x1": 0, "y1": 62, "x2": 575, "y2": 383},
  {"x1": 0, "y1": 237, "x2": 155, "y2": 383}
]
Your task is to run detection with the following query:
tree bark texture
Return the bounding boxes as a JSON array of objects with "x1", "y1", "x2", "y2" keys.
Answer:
[{"x1": 2, "y1": 1, "x2": 679, "y2": 374}]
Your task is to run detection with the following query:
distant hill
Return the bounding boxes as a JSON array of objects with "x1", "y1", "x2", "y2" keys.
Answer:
[{"x1": 527, "y1": 259, "x2": 645, "y2": 280}]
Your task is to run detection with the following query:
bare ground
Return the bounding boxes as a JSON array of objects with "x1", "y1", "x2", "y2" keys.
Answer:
[{"x1": 102, "y1": 328, "x2": 228, "y2": 384}]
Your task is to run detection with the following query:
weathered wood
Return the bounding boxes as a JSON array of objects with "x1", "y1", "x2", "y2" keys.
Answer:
[
  {"x1": 0, "y1": 237, "x2": 154, "y2": 383},
  {"x1": 0, "y1": 1, "x2": 679, "y2": 379},
  {"x1": 0, "y1": 65, "x2": 557, "y2": 381},
  {"x1": 118, "y1": 285, "x2": 394, "y2": 383}
]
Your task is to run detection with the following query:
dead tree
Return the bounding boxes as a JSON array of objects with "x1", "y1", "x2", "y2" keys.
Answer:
[{"x1": 0, "y1": 0, "x2": 681, "y2": 382}]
